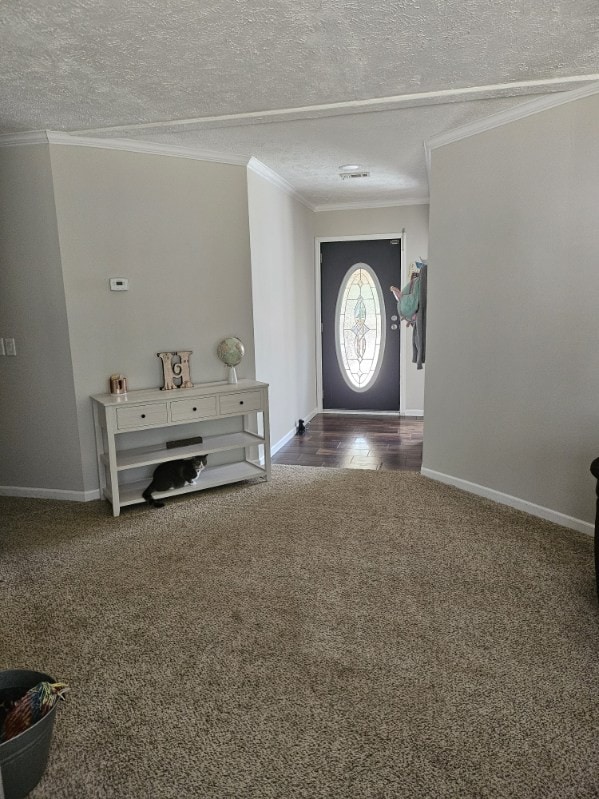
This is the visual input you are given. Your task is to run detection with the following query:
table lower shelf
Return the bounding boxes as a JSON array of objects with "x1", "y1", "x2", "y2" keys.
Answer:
[
  {"x1": 105, "y1": 431, "x2": 265, "y2": 471},
  {"x1": 104, "y1": 461, "x2": 267, "y2": 508}
]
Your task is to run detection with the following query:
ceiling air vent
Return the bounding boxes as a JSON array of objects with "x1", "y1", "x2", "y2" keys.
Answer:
[{"x1": 339, "y1": 170, "x2": 370, "y2": 180}]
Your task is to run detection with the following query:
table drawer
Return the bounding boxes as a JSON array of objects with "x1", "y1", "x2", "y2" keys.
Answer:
[
  {"x1": 219, "y1": 390, "x2": 262, "y2": 415},
  {"x1": 116, "y1": 403, "x2": 168, "y2": 430},
  {"x1": 170, "y1": 395, "x2": 217, "y2": 422}
]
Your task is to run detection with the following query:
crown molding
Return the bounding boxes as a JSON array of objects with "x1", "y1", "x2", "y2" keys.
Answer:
[
  {"x1": 313, "y1": 197, "x2": 429, "y2": 212},
  {"x1": 70, "y1": 74, "x2": 599, "y2": 137},
  {"x1": 0, "y1": 130, "x2": 49, "y2": 147},
  {"x1": 426, "y1": 80, "x2": 599, "y2": 154},
  {"x1": 0, "y1": 129, "x2": 249, "y2": 166},
  {"x1": 44, "y1": 131, "x2": 248, "y2": 165},
  {"x1": 423, "y1": 139, "x2": 432, "y2": 186},
  {"x1": 247, "y1": 157, "x2": 314, "y2": 210}
]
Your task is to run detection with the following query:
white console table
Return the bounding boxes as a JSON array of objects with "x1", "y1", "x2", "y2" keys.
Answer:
[{"x1": 91, "y1": 379, "x2": 271, "y2": 516}]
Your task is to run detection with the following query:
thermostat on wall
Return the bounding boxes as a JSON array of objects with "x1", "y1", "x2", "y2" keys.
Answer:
[{"x1": 109, "y1": 277, "x2": 129, "y2": 291}]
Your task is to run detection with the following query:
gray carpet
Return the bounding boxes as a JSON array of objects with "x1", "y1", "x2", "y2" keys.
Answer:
[{"x1": 1, "y1": 465, "x2": 598, "y2": 798}]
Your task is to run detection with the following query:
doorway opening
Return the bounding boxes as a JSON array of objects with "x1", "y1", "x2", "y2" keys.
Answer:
[{"x1": 316, "y1": 235, "x2": 405, "y2": 413}]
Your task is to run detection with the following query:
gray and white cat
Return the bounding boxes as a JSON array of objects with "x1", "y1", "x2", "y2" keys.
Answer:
[{"x1": 142, "y1": 455, "x2": 207, "y2": 508}]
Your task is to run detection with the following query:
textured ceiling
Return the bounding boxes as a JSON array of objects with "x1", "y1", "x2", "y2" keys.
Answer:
[{"x1": 1, "y1": 0, "x2": 598, "y2": 205}]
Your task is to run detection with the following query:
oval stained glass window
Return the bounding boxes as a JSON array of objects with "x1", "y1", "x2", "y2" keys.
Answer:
[{"x1": 334, "y1": 263, "x2": 386, "y2": 392}]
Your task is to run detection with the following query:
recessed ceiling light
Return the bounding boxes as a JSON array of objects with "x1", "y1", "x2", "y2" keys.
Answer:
[
  {"x1": 339, "y1": 171, "x2": 370, "y2": 180},
  {"x1": 338, "y1": 164, "x2": 363, "y2": 172}
]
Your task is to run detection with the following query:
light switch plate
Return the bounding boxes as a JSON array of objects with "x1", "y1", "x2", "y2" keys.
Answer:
[
  {"x1": 0, "y1": 338, "x2": 5, "y2": 356},
  {"x1": 4, "y1": 338, "x2": 16, "y2": 356}
]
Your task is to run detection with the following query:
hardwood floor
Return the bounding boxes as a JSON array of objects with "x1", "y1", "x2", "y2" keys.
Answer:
[{"x1": 272, "y1": 413, "x2": 423, "y2": 471}]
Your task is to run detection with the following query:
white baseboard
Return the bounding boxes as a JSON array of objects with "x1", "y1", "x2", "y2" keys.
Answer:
[
  {"x1": 0, "y1": 485, "x2": 101, "y2": 502},
  {"x1": 402, "y1": 409, "x2": 424, "y2": 417},
  {"x1": 270, "y1": 407, "x2": 319, "y2": 456},
  {"x1": 271, "y1": 427, "x2": 297, "y2": 456},
  {"x1": 421, "y1": 467, "x2": 594, "y2": 537}
]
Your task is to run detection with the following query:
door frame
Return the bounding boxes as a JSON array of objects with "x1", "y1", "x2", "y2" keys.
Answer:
[{"x1": 315, "y1": 233, "x2": 406, "y2": 415}]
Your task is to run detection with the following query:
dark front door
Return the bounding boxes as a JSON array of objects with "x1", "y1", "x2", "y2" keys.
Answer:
[{"x1": 321, "y1": 239, "x2": 401, "y2": 411}]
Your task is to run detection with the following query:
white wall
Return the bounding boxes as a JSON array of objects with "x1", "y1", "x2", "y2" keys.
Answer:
[
  {"x1": 313, "y1": 204, "x2": 429, "y2": 413},
  {"x1": 247, "y1": 168, "x2": 317, "y2": 449},
  {"x1": 49, "y1": 145, "x2": 256, "y2": 492},
  {"x1": 424, "y1": 92, "x2": 599, "y2": 529},
  {"x1": 0, "y1": 145, "x2": 426, "y2": 498},
  {"x1": 0, "y1": 145, "x2": 84, "y2": 494}
]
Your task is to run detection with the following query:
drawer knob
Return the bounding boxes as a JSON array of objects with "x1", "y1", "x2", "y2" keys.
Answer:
[
  {"x1": 141, "y1": 413, "x2": 146, "y2": 419},
  {"x1": 192, "y1": 407, "x2": 197, "y2": 412}
]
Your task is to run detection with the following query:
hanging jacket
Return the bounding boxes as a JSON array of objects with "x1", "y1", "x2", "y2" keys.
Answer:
[
  {"x1": 412, "y1": 263, "x2": 427, "y2": 369},
  {"x1": 397, "y1": 273, "x2": 420, "y2": 323}
]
